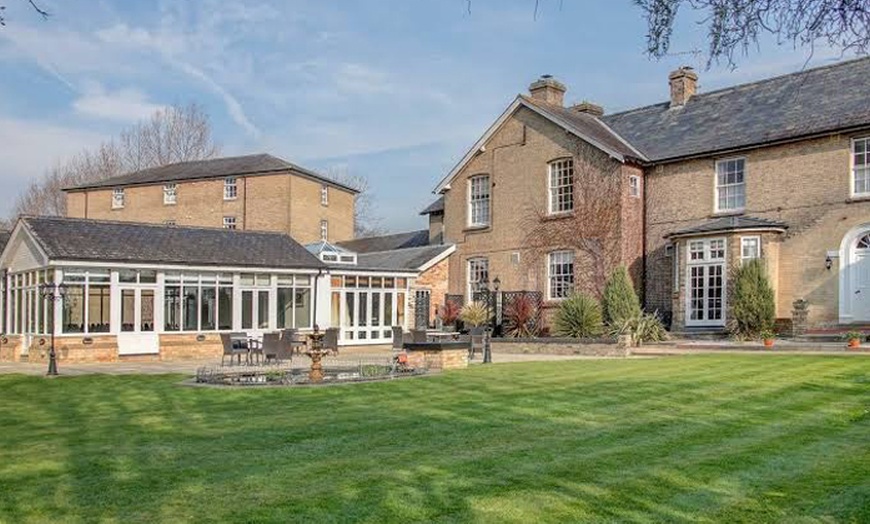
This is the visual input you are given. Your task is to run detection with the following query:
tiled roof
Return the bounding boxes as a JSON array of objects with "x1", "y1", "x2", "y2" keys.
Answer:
[
  {"x1": 64, "y1": 153, "x2": 359, "y2": 193},
  {"x1": 665, "y1": 216, "x2": 788, "y2": 239},
  {"x1": 22, "y1": 216, "x2": 324, "y2": 269},
  {"x1": 0, "y1": 230, "x2": 10, "y2": 254},
  {"x1": 420, "y1": 196, "x2": 444, "y2": 215},
  {"x1": 336, "y1": 230, "x2": 430, "y2": 254},
  {"x1": 521, "y1": 95, "x2": 646, "y2": 161},
  {"x1": 602, "y1": 57, "x2": 870, "y2": 162},
  {"x1": 345, "y1": 244, "x2": 454, "y2": 272}
]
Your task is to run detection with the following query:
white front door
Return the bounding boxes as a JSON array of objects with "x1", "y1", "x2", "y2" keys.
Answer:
[
  {"x1": 117, "y1": 287, "x2": 159, "y2": 355},
  {"x1": 685, "y1": 238, "x2": 727, "y2": 327},
  {"x1": 852, "y1": 248, "x2": 870, "y2": 321}
]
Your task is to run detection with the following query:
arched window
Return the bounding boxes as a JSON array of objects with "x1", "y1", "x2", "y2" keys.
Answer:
[{"x1": 857, "y1": 233, "x2": 870, "y2": 249}]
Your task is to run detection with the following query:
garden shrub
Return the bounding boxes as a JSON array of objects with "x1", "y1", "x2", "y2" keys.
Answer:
[
  {"x1": 609, "y1": 311, "x2": 668, "y2": 345},
  {"x1": 504, "y1": 293, "x2": 540, "y2": 338},
  {"x1": 437, "y1": 299, "x2": 461, "y2": 326},
  {"x1": 729, "y1": 258, "x2": 775, "y2": 339},
  {"x1": 602, "y1": 266, "x2": 642, "y2": 326},
  {"x1": 554, "y1": 293, "x2": 603, "y2": 338}
]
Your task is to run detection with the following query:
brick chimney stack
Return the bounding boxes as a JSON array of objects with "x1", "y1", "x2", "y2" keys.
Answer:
[
  {"x1": 570, "y1": 101, "x2": 605, "y2": 117},
  {"x1": 669, "y1": 66, "x2": 698, "y2": 107},
  {"x1": 529, "y1": 75, "x2": 567, "y2": 106}
]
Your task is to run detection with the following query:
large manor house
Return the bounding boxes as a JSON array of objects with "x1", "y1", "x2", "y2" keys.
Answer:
[{"x1": 1, "y1": 57, "x2": 869, "y2": 361}]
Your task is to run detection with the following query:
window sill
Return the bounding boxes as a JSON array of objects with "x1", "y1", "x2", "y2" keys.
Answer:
[
  {"x1": 542, "y1": 211, "x2": 575, "y2": 221},
  {"x1": 710, "y1": 209, "x2": 744, "y2": 218},
  {"x1": 847, "y1": 194, "x2": 870, "y2": 204},
  {"x1": 164, "y1": 202, "x2": 176, "y2": 206},
  {"x1": 463, "y1": 225, "x2": 491, "y2": 234},
  {"x1": 111, "y1": 207, "x2": 124, "y2": 211},
  {"x1": 223, "y1": 198, "x2": 238, "y2": 202}
]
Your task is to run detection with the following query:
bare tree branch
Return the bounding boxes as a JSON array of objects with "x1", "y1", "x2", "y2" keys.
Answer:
[
  {"x1": 636, "y1": 0, "x2": 870, "y2": 68},
  {"x1": 322, "y1": 166, "x2": 386, "y2": 239},
  {"x1": 10, "y1": 103, "x2": 220, "y2": 219},
  {"x1": 0, "y1": 0, "x2": 48, "y2": 26},
  {"x1": 521, "y1": 141, "x2": 624, "y2": 299}
]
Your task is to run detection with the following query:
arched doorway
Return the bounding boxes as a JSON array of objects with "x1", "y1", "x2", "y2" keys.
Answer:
[{"x1": 839, "y1": 225, "x2": 870, "y2": 323}]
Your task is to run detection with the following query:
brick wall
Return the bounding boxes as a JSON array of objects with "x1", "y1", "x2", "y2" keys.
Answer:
[
  {"x1": 647, "y1": 133, "x2": 870, "y2": 327},
  {"x1": 442, "y1": 106, "x2": 643, "y2": 302},
  {"x1": 159, "y1": 333, "x2": 224, "y2": 360},
  {"x1": 64, "y1": 171, "x2": 356, "y2": 243},
  {"x1": 0, "y1": 335, "x2": 22, "y2": 362},
  {"x1": 412, "y1": 256, "x2": 451, "y2": 324},
  {"x1": 405, "y1": 346, "x2": 468, "y2": 370}
]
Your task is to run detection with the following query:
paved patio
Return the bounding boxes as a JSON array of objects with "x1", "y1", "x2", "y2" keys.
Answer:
[{"x1": 0, "y1": 345, "x2": 611, "y2": 376}]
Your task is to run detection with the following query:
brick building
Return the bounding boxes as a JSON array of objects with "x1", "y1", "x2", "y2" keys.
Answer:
[
  {"x1": 64, "y1": 153, "x2": 357, "y2": 245},
  {"x1": 434, "y1": 57, "x2": 870, "y2": 331}
]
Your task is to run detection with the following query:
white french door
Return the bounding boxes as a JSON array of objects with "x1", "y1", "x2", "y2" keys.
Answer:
[
  {"x1": 686, "y1": 238, "x2": 727, "y2": 327},
  {"x1": 118, "y1": 286, "x2": 159, "y2": 355},
  {"x1": 341, "y1": 289, "x2": 397, "y2": 344}
]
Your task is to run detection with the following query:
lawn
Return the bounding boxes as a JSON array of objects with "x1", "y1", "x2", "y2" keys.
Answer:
[{"x1": 0, "y1": 356, "x2": 868, "y2": 523}]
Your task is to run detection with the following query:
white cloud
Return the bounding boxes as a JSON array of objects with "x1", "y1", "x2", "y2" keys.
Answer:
[
  {"x1": 73, "y1": 84, "x2": 165, "y2": 122},
  {"x1": 0, "y1": 118, "x2": 107, "y2": 216}
]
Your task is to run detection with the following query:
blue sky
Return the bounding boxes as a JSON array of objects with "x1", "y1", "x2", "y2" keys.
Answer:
[{"x1": 0, "y1": 0, "x2": 852, "y2": 232}]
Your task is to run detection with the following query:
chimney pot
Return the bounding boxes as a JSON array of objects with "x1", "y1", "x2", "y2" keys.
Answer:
[
  {"x1": 570, "y1": 101, "x2": 605, "y2": 117},
  {"x1": 529, "y1": 75, "x2": 567, "y2": 106},
  {"x1": 668, "y1": 66, "x2": 698, "y2": 107}
]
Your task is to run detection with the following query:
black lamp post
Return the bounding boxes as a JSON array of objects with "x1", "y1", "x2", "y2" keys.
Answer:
[
  {"x1": 39, "y1": 282, "x2": 65, "y2": 377},
  {"x1": 492, "y1": 276, "x2": 501, "y2": 335},
  {"x1": 480, "y1": 277, "x2": 494, "y2": 364}
]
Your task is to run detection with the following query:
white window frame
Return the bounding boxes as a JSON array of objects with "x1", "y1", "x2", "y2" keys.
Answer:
[
  {"x1": 321, "y1": 184, "x2": 329, "y2": 206},
  {"x1": 851, "y1": 137, "x2": 870, "y2": 198},
  {"x1": 224, "y1": 177, "x2": 238, "y2": 201},
  {"x1": 320, "y1": 220, "x2": 329, "y2": 241},
  {"x1": 467, "y1": 258, "x2": 489, "y2": 299},
  {"x1": 547, "y1": 250, "x2": 574, "y2": 301},
  {"x1": 714, "y1": 158, "x2": 746, "y2": 213},
  {"x1": 467, "y1": 175, "x2": 491, "y2": 227},
  {"x1": 740, "y1": 236, "x2": 761, "y2": 263},
  {"x1": 548, "y1": 158, "x2": 574, "y2": 214},
  {"x1": 163, "y1": 183, "x2": 177, "y2": 205},
  {"x1": 685, "y1": 237, "x2": 727, "y2": 327},
  {"x1": 628, "y1": 175, "x2": 641, "y2": 198},
  {"x1": 112, "y1": 188, "x2": 125, "y2": 209},
  {"x1": 223, "y1": 216, "x2": 237, "y2": 230}
]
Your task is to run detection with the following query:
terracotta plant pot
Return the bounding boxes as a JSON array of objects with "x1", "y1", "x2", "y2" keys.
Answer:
[
  {"x1": 763, "y1": 338, "x2": 775, "y2": 348},
  {"x1": 848, "y1": 338, "x2": 861, "y2": 349}
]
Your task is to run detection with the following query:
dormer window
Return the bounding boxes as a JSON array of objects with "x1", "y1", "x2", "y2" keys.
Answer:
[{"x1": 112, "y1": 188, "x2": 125, "y2": 209}]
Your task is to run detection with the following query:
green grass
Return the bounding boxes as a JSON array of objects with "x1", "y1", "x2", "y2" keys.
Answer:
[{"x1": 0, "y1": 356, "x2": 868, "y2": 523}]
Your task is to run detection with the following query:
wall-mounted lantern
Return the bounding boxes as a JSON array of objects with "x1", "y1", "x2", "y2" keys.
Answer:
[{"x1": 825, "y1": 255, "x2": 833, "y2": 271}]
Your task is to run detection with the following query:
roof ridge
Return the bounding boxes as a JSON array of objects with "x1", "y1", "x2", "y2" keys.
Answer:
[
  {"x1": 605, "y1": 56, "x2": 870, "y2": 119},
  {"x1": 24, "y1": 215, "x2": 298, "y2": 239},
  {"x1": 359, "y1": 243, "x2": 454, "y2": 256}
]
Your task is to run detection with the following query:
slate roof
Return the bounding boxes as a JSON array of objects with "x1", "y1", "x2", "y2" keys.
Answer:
[
  {"x1": 602, "y1": 57, "x2": 870, "y2": 162},
  {"x1": 665, "y1": 216, "x2": 788, "y2": 239},
  {"x1": 0, "y1": 230, "x2": 10, "y2": 254},
  {"x1": 521, "y1": 95, "x2": 646, "y2": 161},
  {"x1": 345, "y1": 244, "x2": 454, "y2": 272},
  {"x1": 420, "y1": 197, "x2": 444, "y2": 215},
  {"x1": 336, "y1": 230, "x2": 430, "y2": 254},
  {"x1": 64, "y1": 153, "x2": 359, "y2": 193},
  {"x1": 21, "y1": 216, "x2": 324, "y2": 269}
]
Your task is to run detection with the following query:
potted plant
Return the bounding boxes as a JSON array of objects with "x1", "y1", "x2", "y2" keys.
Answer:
[
  {"x1": 459, "y1": 301, "x2": 489, "y2": 335},
  {"x1": 843, "y1": 330, "x2": 863, "y2": 349},
  {"x1": 760, "y1": 328, "x2": 776, "y2": 348},
  {"x1": 437, "y1": 300, "x2": 462, "y2": 332}
]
